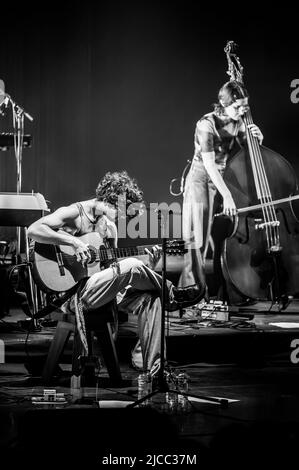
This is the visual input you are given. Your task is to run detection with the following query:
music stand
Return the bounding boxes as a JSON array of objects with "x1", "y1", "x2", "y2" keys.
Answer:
[
  {"x1": 0, "y1": 192, "x2": 49, "y2": 329},
  {"x1": 127, "y1": 208, "x2": 229, "y2": 409}
]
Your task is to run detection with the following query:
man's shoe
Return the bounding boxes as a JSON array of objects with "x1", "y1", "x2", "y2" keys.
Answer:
[{"x1": 167, "y1": 284, "x2": 206, "y2": 311}]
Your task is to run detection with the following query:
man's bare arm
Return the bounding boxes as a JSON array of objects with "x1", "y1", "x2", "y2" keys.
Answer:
[
  {"x1": 28, "y1": 206, "x2": 79, "y2": 245},
  {"x1": 28, "y1": 205, "x2": 91, "y2": 263}
]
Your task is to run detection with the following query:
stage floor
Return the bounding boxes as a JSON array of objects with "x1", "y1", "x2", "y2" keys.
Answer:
[{"x1": 1, "y1": 301, "x2": 299, "y2": 466}]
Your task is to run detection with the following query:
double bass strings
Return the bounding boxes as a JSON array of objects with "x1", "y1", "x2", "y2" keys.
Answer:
[{"x1": 243, "y1": 110, "x2": 280, "y2": 250}]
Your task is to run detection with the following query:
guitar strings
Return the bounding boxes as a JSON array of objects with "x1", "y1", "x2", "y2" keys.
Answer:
[{"x1": 57, "y1": 241, "x2": 184, "y2": 263}]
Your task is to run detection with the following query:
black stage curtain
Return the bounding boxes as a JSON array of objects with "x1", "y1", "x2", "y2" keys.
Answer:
[{"x1": 0, "y1": 2, "x2": 298, "y2": 241}]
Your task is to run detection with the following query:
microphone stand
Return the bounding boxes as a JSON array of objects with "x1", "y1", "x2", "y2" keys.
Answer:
[
  {"x1": 4, "y1": 92, "x2": 38, "y2": 329},
  {"x1": 6, "y1": 92, "x2": 34, "y2": 257},
  {"x1": 128, "y1": 209, "x2": 229, "y2": 409}
]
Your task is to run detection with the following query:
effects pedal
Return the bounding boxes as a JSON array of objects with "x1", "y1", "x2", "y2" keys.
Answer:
[{"x1": 198, "y1": 300, "x2": 240, "y2": 321}]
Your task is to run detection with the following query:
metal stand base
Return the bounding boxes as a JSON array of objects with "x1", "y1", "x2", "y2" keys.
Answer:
[
  {"x1": 127, "y1": 209, "x2": 229, "y2": 409},
  {"x1": 17, "y1": 317, "x2": 42, "y2": 332}
]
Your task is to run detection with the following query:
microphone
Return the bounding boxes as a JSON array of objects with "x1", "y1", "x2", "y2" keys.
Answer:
[
  {"x1": 0, "y1": 79, "x2": 9, "y2": 115},
  {"x1": 0, "y1": 79, "x2": 5, "y2": 98},
  {"x1": 0, "y1": 79, "x2": 33, "y2": 121}
]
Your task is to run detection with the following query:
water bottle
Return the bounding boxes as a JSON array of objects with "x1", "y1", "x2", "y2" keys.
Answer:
[
  {"x1": 138, "y1": 372, "x2": 152, "y2": 406},
  {"x1": 165, "y1": 370, "x2": 178, "y2": 413},
  {"x1": 176, "y1": 372, "x2": 190, "y2": 412},
  {"x1": 70, "y1": 374, "x2": 82, "y2": 402}
]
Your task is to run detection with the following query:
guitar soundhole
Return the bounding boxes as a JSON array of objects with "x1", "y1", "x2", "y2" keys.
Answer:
[{"x1": 88, "y1": 246, "x2": 97, "y2": 263}]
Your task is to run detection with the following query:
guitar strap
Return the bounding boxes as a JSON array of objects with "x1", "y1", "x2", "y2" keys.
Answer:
[
  {"x1": 34, "y1": 283, "x2": 79, "y2": 319},
  {"x1": 73, "y1": 278, "x2": 89, "y2": 356}
]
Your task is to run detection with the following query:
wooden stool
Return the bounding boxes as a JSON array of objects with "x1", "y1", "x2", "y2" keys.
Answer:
[{"x1": 42, "y1": 300, "x2": 122, "y2": 385}]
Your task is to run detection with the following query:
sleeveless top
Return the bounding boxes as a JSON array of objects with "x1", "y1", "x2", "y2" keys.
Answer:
[
  {"x1": 194, "y1": 112, "x2": 246, "y2": 171},
  {"x1": 61, "y1": 202, "x2": 112, "y2": 241}
]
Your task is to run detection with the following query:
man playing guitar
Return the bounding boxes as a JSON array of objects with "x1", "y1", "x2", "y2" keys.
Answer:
[{"x1": 28, "y1": 170, "x2": 204, "y2": 376}]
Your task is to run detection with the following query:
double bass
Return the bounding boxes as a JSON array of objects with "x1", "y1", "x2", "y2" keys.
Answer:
[{"x1": 216, "y1": 41, "x2": 299, "y2": 305}]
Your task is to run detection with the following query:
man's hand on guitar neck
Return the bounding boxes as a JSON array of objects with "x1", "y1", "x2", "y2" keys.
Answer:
[
  {"x1": 145, "y1": 245, "x2": 162, "y2": 270},
  {"x1": 73, "y1": 237, "x2": 91, "y2": 265}
]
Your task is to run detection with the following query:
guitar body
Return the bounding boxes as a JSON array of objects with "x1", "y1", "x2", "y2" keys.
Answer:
[
  {"x1": 31, "y1": 232, "x2": 104, "y2": 293},
  {"x1": 31, "y1": 232, "x2": 186, "y2": 294}
]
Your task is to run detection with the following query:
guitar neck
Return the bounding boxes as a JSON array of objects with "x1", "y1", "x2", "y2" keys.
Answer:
[{"x1": 98, "y1": 244, "x2": 154, "y2": 263}]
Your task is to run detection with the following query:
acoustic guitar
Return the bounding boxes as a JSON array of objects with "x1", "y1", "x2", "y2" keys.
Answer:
[{"x1": 30, "y1": 232, "x2": 186, "y2": 293}]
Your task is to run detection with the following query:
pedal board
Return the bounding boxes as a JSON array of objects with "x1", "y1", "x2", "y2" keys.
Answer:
[{"x1": 198, "y1": 300, "x2": 254, "y2": 321}]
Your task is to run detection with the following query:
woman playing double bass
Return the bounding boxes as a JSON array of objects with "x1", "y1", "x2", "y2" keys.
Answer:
[{"x1": 179, "y1": 80, "x2": 264, "y2": 299}]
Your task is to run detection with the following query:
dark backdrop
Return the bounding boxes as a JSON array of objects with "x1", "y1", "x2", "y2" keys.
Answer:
[{"x1": 0, "y1": 1, "x2": 298, "y2": 238}]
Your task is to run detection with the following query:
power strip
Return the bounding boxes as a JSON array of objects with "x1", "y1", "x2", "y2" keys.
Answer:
[
  {"x1": 32, "y1": 397, "x2": 67, "y2": 404},
  {"x1": 31, "y1": 389, "x2": 67, "y2": 404}
]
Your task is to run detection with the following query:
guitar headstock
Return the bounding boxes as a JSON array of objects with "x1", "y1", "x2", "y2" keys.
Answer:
[
  {"x1": 165, "y1": 239, "x2": 187, "y2": 255},
  {"x1": 224, "y1": 41, "x2": 244, "y2": 84}
]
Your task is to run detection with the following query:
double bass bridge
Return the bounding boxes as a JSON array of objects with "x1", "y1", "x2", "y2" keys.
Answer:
[
  {"x1": 254, "y1": 219, "x2": 280, "y2": 231},
  {"x1": 254, "y1": 219, "x2": 282, "y2": 253}
]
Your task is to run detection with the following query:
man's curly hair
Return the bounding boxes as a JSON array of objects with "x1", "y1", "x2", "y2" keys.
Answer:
[{"x1": 95, "y1": 171, "x2": 144, "y2": 216}]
